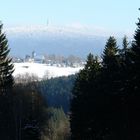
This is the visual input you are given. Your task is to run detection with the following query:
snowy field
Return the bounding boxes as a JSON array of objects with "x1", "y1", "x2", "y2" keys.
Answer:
[{"x1": 13, "y1": 63, "x2": 83, "y2": 79}]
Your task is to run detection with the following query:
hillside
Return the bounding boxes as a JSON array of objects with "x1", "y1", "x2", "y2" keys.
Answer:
[{"x1": 5, "y1": 25, "x2": 108, "y2": 58}]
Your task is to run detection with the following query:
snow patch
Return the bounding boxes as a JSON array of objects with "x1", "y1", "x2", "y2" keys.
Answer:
[{"x1": 13, "y1": 62, "x2": 83, "y2": 79}]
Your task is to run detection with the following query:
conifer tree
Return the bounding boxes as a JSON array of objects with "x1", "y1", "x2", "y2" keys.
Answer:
[
  {"x1": 0, "y1": 22, "x2": 14, "y2": 139},
  {"x1": 0, "y1": 22, "x2": 14, "y2": 94},
  {"x1": 122, "y1": 36, "x2": 129, "y2": 53},
  {"x1": 126, "y1": 11, "x2": 140, "y2": 94},
  {"x1": 127, "y1": 10, "x2": 140, "y2": 139},
  {"x1": 70, "y1": 53, "x2": 101, "y2": 139},
  {"x1": 131, "y1": 15, "x2": 140, "y2": 79},
  {"x1": 132, "y1": 18, "x2": 140, "y2": 58},
  {"x1": 121, "y1": 35, "x2": 129, "y2": 61},
  {"x1": 102, "y1": 36, "x2": 119, "y2": 71}
]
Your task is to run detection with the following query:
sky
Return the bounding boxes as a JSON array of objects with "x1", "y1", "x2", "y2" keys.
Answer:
[{"x1": 0, "y1": 0, "x2": 140, "y2": 34}]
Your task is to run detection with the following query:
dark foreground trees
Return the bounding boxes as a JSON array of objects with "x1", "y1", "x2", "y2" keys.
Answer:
[
  {"x1": 70, "y1": 15, "x2": 140, "y2": 139},
  {"x1": 127, "y1": 16, "x2": 140, "y2": 139},
  {"x1": 70, "y1": 53, "x2": 101, "y2": 139},
  {"x1": 0, "y1": 22, "x2": 15, "y2": 139},
  {"x1": 13, "y1": 80, "x2": 48, "y2": 140},
  {"x1": 0, "y1": 22, "x2": 48, "y2": 140}
]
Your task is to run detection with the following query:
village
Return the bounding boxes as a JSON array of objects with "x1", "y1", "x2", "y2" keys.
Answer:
[{"x1": 12, "y1": 51, "x2": 86, "y2": 68}]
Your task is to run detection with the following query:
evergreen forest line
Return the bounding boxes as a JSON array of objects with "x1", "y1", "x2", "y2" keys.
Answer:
[{"x1": 70, "y1": 15, "x2": 140, "y2": 139}]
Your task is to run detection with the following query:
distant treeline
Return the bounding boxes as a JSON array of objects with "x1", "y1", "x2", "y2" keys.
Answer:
[{"x1": 38, "y1": 75, "x2": 76, "y2": 113}]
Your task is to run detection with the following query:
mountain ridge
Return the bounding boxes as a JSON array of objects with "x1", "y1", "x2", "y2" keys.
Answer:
[{"x1": 4, "y1": 25, "x2": 127, "y2": 58}]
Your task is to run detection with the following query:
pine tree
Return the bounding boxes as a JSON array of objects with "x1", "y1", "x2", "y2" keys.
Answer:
[
  {"x1": 0, "y1": 22, "x2": 14, "y2": 94},
  {"x1": 132, "y1": 18, "x2": 140, "y2": 59},
  {"x1": 126, "y1": 12, "x2": 140, "y2": 95},
  {"x1": 70, "y1": 53, "x2": 101, "y2": 139},
  {"x1": 101, "y1": 36, "x2": 121, "y2": 94},
  {"x1": 121, "y1": 35, "x2": 129, "y2": 61},
  {"x1": 126, "y1": 11, "x2": 140, "y2": 139},
  {"x1": 98, "y1": 36, "x2": 126, "y2": 139},
  {"x1": 122, "y1": 36, "x2": 129, "y2": 53},
  {"x1": 131, "y1": 16, "x2": 140, "y2": 80},
  {"x1": 102, "y1": 36, "x2": 119, "y2": 71},
  {"x1": 0, "y1": 22, "x2": 15, "y2": 139}
]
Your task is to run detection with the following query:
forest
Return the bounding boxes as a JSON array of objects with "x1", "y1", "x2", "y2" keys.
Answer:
[{"x1": 0, "y1": 12, "x2": 140, "y2": 140}]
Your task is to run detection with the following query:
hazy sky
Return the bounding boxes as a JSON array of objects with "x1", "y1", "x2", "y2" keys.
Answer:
[{"x1": 0, "y1": 0, "x2": 140, "y2": 33}]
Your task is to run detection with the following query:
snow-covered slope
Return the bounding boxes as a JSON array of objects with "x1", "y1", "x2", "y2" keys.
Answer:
[
  {"x1": 5, "y1": 25, "x2": 111, "y2": 38},
  {"x1": 13, "y1": 62, "x2": 83, "y2": 79}
]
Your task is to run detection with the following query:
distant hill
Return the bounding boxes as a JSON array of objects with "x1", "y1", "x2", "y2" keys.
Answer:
[{"x1": 5, "y1": 25, "x2": 123, "y2": 58}]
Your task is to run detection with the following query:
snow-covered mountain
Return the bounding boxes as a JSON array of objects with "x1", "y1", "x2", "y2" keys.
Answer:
[{"x1": 4, "y1": 25, "x2": 126, "y2": 58}]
